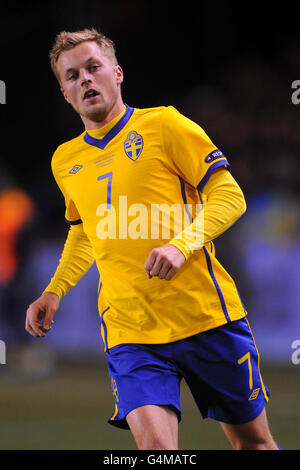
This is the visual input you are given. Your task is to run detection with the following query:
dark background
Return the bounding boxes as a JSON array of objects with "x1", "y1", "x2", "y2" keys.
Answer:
[
  {"x1": 0, "y1": 0, "x2": 300, "y2": 450},
  {"x1": 2, "y1": 1, "x2": 300, "y2": 210}
]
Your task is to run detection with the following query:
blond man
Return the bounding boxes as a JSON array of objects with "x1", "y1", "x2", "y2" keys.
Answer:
[{"x1": 26, "y1": 29, "x2": 280, "y2": 450}]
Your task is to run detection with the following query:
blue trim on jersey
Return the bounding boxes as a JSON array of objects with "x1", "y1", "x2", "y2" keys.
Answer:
[
  {"x1": 197, "y1": 159, "x2": 230, "y2": 192},
  {"x1": 178, "y1": 176, "x2": 193, "y2": 223},
  {"x1": 197, "y1": 189, "x2": 204, "y2": 209},
  {"x1": 181, "y1": 174, "x2": 229, "y2": 322},
  {"x1": 203, "y1": 246, "x2": 231, "y2": 322},
  {"x1": 65, "y1": 218, "x2": 82, "y2": 225},
  {"x1": 84, "y1": 105, "x2": 134, "y2": 150},
  {"x1": 100, "y1": 306, "x2": 110, "y2": 352}
]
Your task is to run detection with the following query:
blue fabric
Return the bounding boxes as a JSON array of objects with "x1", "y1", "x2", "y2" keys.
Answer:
[
  {"x1": 84, "y1": 105, "x2": 134, "y2": 150},
  {"x1": 106, "y1": 318, "x2": 270, "y2": 429}
]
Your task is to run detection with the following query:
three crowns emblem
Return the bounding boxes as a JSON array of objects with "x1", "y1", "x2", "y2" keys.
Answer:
[{"x1": 124, "y1": 131, "x2": 143, "y2": 161}]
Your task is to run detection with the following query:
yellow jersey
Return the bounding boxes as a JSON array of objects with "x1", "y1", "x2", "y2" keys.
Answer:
[{"x1": 51, "y1": 105, "x2": 246, "y2": 350}]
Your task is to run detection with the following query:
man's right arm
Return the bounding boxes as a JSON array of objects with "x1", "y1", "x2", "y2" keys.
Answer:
[{"x1": 25, "y1": 223, "x2": 95, "y2": 337}]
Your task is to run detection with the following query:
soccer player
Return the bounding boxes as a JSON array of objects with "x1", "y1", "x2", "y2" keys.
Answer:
[{"x1": 25, "y1": 29, "x2": 280, "y2": 450}]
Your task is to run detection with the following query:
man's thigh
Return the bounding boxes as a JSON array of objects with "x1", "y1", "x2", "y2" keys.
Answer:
[
  {"x1": 126, "y1": 404, "x2": 178, "y2": 450},
  {"x1": 220, "y1": 408, "x2": 278, "y2": 450},
  {"x1": 174, "y1": 318, "x2": 270, "y2": 425},
  {"x1": 106, "y1": 343, "x2": 182, "y2": 430}
]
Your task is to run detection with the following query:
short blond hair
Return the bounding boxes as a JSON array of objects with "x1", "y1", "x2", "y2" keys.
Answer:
[{"x1": 49, "y1": 28, "x2": 118, "y2": 82}]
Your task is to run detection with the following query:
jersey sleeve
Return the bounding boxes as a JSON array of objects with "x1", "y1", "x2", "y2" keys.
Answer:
[
  {"x1": 168, "y1": 167, "x2": 247, "y2": 259},
  {"x1": 51, "y1": 151, "x2": 82, "y2": 225},
  {"x1": 43, "y1": 223, "x2": 94, "y2": 300},
  {"x1": 160, "y1": 106, "x2": 230, "y2": 190}
]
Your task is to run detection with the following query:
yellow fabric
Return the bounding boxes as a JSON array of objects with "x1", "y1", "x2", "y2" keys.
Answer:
[
  {"x1": 45, "y1": 168, "x2": 246, "y2": 299},
  {"x1": 169, "y1": 167, "x2": 246, "y2": 259},
  {"x1": 45, "y1": 105, "x2": 247, "y2": 350},
  {"x1": 44, "y1": 106, "x2": 127, "y2": 299},
  {"x1": 44, "y1": 223, "x2": 94, "y2": 300}
]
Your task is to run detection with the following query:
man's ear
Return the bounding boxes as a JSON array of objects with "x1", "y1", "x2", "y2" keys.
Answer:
[
  {"x1": 115, "y1": 65, "x2": 124, "y2": 86},
  {"x1": 60, "y1": 87, "x2": 71, "y2": 104}
]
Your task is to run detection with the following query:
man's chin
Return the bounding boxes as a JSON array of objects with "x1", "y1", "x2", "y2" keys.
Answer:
[{"x1": 83, "y1": 103, "x2": 107, "y2": 123}]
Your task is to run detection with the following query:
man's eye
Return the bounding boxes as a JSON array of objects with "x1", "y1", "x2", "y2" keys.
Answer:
[
  {"x1": 90, "y1": 65, "x2": 100, "y2": 72},
  {"x1": 68, "y1": 74, "x2": 77, "y2": 81}
]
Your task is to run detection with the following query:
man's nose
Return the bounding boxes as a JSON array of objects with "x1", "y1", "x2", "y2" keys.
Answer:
[{"x1": 80, "y1": 70, "x2": 92, "y2": 86}]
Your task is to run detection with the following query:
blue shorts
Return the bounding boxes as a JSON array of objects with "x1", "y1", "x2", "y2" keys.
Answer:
[{"x1": 106, "y1": 317, "x2": 270, "y2": 429}]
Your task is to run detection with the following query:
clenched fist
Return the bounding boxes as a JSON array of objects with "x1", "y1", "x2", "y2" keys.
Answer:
[{"x1": 144, "y1": 244, "x2": 186, "y2": 280}]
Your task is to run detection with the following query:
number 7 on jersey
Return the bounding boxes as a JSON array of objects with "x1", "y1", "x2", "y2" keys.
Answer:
[{"x1": 97, "y1": 172, "x2": 113, "y2": 209}]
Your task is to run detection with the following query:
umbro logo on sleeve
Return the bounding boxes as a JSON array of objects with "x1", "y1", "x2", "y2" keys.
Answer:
[{"x1": 69, "y1": 164, "x2": 83, "y2": 174}]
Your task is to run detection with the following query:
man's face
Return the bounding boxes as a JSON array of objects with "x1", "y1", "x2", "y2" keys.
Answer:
[{"x1": 57, "y1": 41, "x2": 123, "y2": 126}]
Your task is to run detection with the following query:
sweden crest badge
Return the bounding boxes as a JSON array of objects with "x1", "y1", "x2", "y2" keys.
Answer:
[{"x1": 124, "y1": 131, "x2": 143, "y2": 161}]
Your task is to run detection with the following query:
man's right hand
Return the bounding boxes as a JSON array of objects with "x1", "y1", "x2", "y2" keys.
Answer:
[{"x1": 25, "y1": 292, "x2": 60, "y2": 338}]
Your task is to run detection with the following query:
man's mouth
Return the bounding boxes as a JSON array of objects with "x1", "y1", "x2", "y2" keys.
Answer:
[{"x1": 83, "y1": 89, "x2": 100, "y2": 101}]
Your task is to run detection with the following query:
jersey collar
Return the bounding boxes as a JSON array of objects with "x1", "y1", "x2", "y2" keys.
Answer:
[{"x1": 83, "y1": 105, "x2": 134, "y2": 150}]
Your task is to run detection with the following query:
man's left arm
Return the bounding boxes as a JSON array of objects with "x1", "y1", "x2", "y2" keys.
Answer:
[{"x1": 144, "y1": 167, "x2": 246, "y2": 280}]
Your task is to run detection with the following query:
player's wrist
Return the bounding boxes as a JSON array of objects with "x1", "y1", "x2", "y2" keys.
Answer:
[
  {"x1": 42, "y1": 290, "x2": 60, "y2": 302},
  {"x1": 167, "y1": 240, "x2": 191, "y2": 260}
]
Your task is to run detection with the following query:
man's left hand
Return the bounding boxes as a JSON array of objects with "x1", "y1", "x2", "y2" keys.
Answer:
[{"x1": 144, "y1": 244, "x2": 186, "y2": 280}]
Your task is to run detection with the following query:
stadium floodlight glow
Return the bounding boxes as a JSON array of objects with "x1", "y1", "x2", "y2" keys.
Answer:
[
  {"x1": 0, "y1": 340, "x2": 6, "y2": 365},
  {"x1": 0, "y1": 80, "x2": 6, "y2": 104}
]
